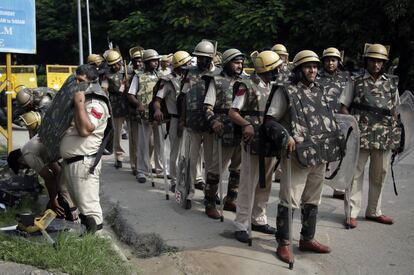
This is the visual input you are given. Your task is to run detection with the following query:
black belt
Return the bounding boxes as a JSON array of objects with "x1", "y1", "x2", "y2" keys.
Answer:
[
  {"x1": 351, "y1": 103, "x2": 392, "y2": 116},
  {"x1": 64, "y1": 154, "x2": 97, "y2": 165},
  {"x1": 213, "y1": 108, "x2": 230, "y2": 114},
  {"x1": 240, "y1": 110, "x2": 264, "y2": 116}
]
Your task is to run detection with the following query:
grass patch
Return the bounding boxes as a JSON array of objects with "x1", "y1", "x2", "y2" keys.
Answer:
[{"x1": 0, "y1": 232, "x2": 131, "y2": 275}]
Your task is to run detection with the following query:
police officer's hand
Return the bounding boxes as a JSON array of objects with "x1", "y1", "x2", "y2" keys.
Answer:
[
  {"x1": 212, "y1": 120, "x2": 224, "y2": 136},
  {"x1": 137, "y1": 103, "x2": 145, "y2": 113},
  {"x1": 50, "y1": 198, "x2": 65, "y2": 217},
  {"x1": 287, "y1": 136, "x2": 296, "y2": 154},
  {"x1": 243, "y1": 124, "x2": 254, "y2": 143},
  {"x1": 154, "y1": 109, "x2": 164, "y2": 122}
]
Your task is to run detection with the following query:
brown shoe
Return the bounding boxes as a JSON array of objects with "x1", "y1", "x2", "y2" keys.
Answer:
[
  {"x1": 366, "y1": 215, "x2": 394, "y2": 225},
  {"x1": 223, "y1": 197, "x2": 237, "y2": 212},
  {"x1": 276, "y1": 244, "x2": 294, "y2": 264},
  {"x1": 344, "y1": 218, "x2": 358, "y2": 229},
  {"x1": 205, "y1": 205, "x2": 221, "y2": 220},
  {"x1": 299, "y1": 240, "x2": 331, "y2": 253}
]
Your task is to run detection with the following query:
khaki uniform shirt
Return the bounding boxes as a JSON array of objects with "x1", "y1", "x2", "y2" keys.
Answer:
[{"x1": 60, "y1": 98, "x2": 110, "y2": 159}]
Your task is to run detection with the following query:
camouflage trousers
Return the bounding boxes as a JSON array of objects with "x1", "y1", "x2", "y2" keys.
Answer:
[
  {"x1": 234, "y1": 149, "x2": 276, "y2": 231},
  {"x1": 347, "y1": 149, "x2": 391, "y2": 218}
]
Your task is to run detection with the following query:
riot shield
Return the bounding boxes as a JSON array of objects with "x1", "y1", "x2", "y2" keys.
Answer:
[
  {"x1": 325, "y1": 114, "x2": 360, "y2": 190},
  {"x1": 395, "y1": 91, "x2": 414, "y2": 164},
  {"x1": 175, "y1": 130, "x2": 192, "y2": 209}
]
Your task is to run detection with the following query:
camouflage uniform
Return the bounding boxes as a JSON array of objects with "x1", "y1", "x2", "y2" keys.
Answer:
[
  {"x1": 128, "y1": 70, "x2": 164, "y2": 179},
  {"x1": 232, "y1": 74, "x2": 277, "y2": 232},
  {"x1": 316, "y1": 69, "x2": 350, "y2": 113},
  {"x1": 204, "y1": 71, "x2": 243, "y2": 211},
  {"x1": 102, "y1": 68, "x2": 128, "y2": 163},
  {"x1": 267, "y1": 81, "x2": 343, "y2": 243},
  {"x1": 340, "y1": 70, "x2": 400, "y2": 218},
  {"x1": 276, "y1": 63, "x2": 292, "y2": 84},
  {"x1": 181, "y1": 65, "x2": 220, "y2": 200},
  {"x1": 155, "y1": 73, "x2": 182, "y2": 185}
]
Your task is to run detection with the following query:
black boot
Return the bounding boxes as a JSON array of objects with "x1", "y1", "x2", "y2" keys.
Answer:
[
  {"x1": 300, "y1": 204, "x2": 318, "y2": 241},
  {"x1": 80, "y1": 214, "x2": 103, "y2": 234},
  {"x1": 204, "y1": 173, "x2": 221, "y2": 219}
]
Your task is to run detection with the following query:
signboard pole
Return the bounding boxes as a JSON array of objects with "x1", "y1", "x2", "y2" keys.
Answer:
[
  {"x1": 6, "y1": 53, "x2": 12, "y2": 153},
  {"x1": 86, "y1": 0, "x2": 92, "y2": 55},
  {"x1": 77, "y1": 0, "x2": 84, "y2": 65}
]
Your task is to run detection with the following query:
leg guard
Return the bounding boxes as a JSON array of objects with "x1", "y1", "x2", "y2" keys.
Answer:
[
  {"x1": 300, "y1": 204, "x2": 318, "y2": 241},
  {"x1": 205, "y1": 172, "x2": 220, "y2": 205},
  {"x1": 227, "y1": 170, "x2": 240, "y2": 199},
  {"x1": 276, "y1": 204, "x2": 293, "y2": 243}
]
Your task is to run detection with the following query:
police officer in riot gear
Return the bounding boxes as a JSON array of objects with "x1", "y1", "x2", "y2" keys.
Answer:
[
  {"x1": 229, "y1": 50, "x2": 283, "y2": 242},
  {"x1": 102, "y1": 50, "x2": 129, "y2": 169},
  {"x1": 178, "y1": 39, "x2": 221, "y2": 207},
  {"x1": 266, "y1": 50, "x2": 344, "y2": 263},
  {"x1": 128, "y1": 49, "x2": 163, "y2": 183},
  {"x1": 203, "y1": 48, "x2": 245, "y2": 218},
  {"x1": 340, "y1": 43, "x2": 400, "y2": 228},
  {"x1": 153, "y1": 50, "x2": 193, "y2": 191}
]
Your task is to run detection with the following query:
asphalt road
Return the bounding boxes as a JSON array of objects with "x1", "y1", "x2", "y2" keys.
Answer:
[{"x1": 10, "y1": 129, "x2": 414, "y2": 275}]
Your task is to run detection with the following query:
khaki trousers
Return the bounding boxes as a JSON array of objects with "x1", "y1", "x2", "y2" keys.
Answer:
[
  {"x1": 113, "y1": 117, "x2": 126, "y2": 161},
  {"x1": 208, "y1": 141, "x2": 241, "y2": 175},
  {"x1": 128, "y1": 118, "x2": 139, "y2": 171},
  {"x1": 168, "y1": 118, "x2": 180, "y2": 183},
  {"x1": 279, "y1": 156, "x2": 325, "y2": 209},
  {"x1": 234, "y1": 148, "x2": 276, "y2": 231},
  {"x1": 347, "y1": 149, "x2": 391, "y2": 218},
  {"x1": 60, "y1": 156, "x2": 103, "y2": 224},
  {"x1": 184, "y1": 130, "x2": 214, "y2": 199},
  {"x1": 137, "y1": 121, "x2": 164, "y2": 174}
]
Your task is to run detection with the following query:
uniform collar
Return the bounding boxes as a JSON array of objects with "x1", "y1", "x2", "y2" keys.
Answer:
[
  {"x1": 363, "y1": 69, "x2": 388, "y2": 81},
  {"x1": 298, "y1": 80, "x2": 315, "y2": 89}
]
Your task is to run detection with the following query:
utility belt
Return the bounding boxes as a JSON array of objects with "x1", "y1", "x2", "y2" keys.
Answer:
[
  {"x1": 351, "y1": 103, "x2": 392, "y2": 117},
  {"x1": 64, "y1": 154, "x2": 97, "y2": 165}
]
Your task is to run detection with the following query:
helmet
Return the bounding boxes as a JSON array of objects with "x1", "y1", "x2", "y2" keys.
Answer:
[
  {"x1": 192, "y1": 40, "x2": 215, "y2": 58},
  {"x1": 129, "y1": 46, "x2": 144, "y2": 58},
  {"x1": 271, "y1": 44, "x2": 289, "y2": 57},
  {"x1": 106, "y1": 50, "x2": 122, "y2": 65},
  {"x1": 364, "y1": 43, "x2": 389, "y2": 61},
  {"x1": 222, "y1": 49, "x2": 245, "y2": 66},
  {"x1": 142, "y1": 49, "x2": 160, "y2": 62},
  {"x1": 213, "y1": 51, "x2": 222, "y2": 66},
  {"x1": 16, "y1": 88, "x2": 32, "y2": 107},
  {"x1": 172, "y1": 51, "x2": 192, "y2": 68},
  {"x1": 292, "y1": 50, "x2": 320, "y2": 69},
  {"x1": 19, "y1": 111, "x2": 41, "y2": 131},
  {"x1": 322, "y1": 47, "x2": 342, "y2": 62},
  {"x1": 161, "y1": 54, "x2": 173, "y2": 62},
  {"x1": 251, "y1": 50, "x2": 283, "y2": 73},
  {"x1": 132, "y1": 50, "x2": 143, "y2": 59},
  {"x1": 87, "y1": 54, "x2": 104, "y2": 66}
]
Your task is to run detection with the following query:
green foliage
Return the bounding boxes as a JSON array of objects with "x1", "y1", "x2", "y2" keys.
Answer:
[{"x1": 25, "y1": 0, "x2": 414, "y2": 89}]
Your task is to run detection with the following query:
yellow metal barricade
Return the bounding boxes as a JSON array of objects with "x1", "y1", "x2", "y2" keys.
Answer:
[
  {"x1": 46, "y1": 65, "x2": 77, "y2": 90},
  {"x1": 0, "y1": 65, "x2": 38, "y2": 98}
]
